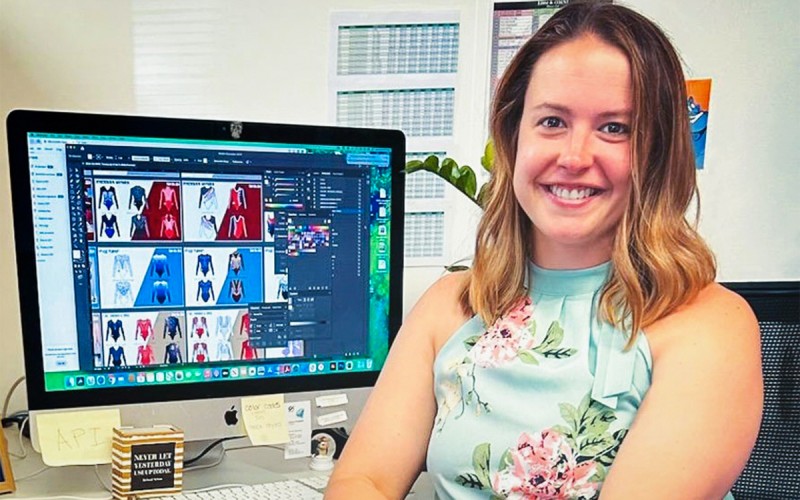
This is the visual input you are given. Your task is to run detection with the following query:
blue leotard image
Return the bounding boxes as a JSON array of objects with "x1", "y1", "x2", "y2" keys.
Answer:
[
  {"x1": 107, "y1": 345, "x2": 127, "y2": 367},
  {"x1": 197, "y1": 280, "x2": 215, "y2": 302},
  {"x1": 98, "y1": 186, "x2": 118, "y2": 210},
  {"x1": 106, "y1": 319, "x2": 125, "y2": 341},
  {"x1": 130, "y1": 214, "x2": 149, "y2": 239},
  {"x1": 163, "y1": 315, "x2": 182, "y2": 339},
  {"x1": 152, "y1": 280, "x2": 171, "y2": 304},
  {"x1": 150, "y1": 253, "x2": 170, "y2": 277},
  {"x1": 164, "y1": 343, "x2": 182, "y2": 364},
  {"x1": 100, "y1": 214, "x2": 120, "y2": 238},
  {"x1": 196, "y1": 253, "x2": 214, "y2": 276},
  {"x1": 129, "y1": 185, "x2": 146, "y2": 210}
]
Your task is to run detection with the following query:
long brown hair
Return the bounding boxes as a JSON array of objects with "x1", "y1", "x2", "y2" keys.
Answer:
[{"x1": 465, "y1": 1, "x2": 716, "y2": 348}]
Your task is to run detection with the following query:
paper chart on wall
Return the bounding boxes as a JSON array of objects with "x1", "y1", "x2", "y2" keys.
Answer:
[
  {"x1": 490, "y1": 1, "x2": 569, "y2": 99},
  {"x1": 328, "y1": 10, "x2": 459, "y2": 264}
]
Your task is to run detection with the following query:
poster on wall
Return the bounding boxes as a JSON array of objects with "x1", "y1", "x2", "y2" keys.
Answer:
[
  {"x1": 686, "y1": 78, "x2": 712, "y2": 170},
  {"x1": 490, "y1": 1, "x2": 569, "y2": 99}
]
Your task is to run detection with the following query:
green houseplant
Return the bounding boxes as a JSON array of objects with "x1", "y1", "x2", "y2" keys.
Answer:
[
  {"x1": 403, "y1": 140, "x2": 494, "y2": 271},
  {"x1": 404, "y1": 140, "x2": 495, "y2": 209}
]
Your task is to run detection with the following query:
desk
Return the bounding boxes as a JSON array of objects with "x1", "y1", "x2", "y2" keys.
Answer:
[{"x1": 5, "y1": 432, "x2": 435, "y2": 498}]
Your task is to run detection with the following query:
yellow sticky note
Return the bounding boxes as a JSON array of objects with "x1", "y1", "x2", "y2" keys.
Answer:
[
  {"x1": 37, "y1": 409, "x2": 121, "y2": 466},
  {"x1": 241, "y1": 394, "x2": 290, "y2": 446}
]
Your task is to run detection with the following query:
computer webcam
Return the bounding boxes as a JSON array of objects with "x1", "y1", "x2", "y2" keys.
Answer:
[{"x1": 229, "y1": 121, "x2": 243, "y2": 139}]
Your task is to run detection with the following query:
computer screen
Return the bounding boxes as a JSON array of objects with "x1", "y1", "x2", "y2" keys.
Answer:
[{"x1": 7, "y1": 111, "x2": 405, "y2": 422}]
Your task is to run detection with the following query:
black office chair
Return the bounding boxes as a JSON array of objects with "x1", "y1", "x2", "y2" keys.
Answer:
[{"x1": 723, "y1": 282, "x2": 800, "y2": 500}]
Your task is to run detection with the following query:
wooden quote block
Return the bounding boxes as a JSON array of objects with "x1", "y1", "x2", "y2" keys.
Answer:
[{"x1": 111, "y1": 426, "x2": 184, "y2": 499}]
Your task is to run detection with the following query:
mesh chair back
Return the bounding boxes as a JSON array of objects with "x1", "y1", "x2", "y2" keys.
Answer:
[{"x1": 725, "y1": 283, "x2": 800, "y2": 500}]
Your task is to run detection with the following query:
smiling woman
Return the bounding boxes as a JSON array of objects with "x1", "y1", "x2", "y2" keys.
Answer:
[
  {"x1": 512, "y1": 34, "x2": 633, "y2": 270},
  {"x1": 327, "y1": 2, "x2": 762, "y2": 499}
]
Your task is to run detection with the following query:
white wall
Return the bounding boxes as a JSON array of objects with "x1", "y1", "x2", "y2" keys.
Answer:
[
  {"x1": 630, "y1": 0, "x2": 800, "y2": 281},
  {"x1": 1, "y1": 0, "x2": 797, "y2": 415},
  {"x1": 0, "y1": 0, "x2": 138, "y2": 416}
]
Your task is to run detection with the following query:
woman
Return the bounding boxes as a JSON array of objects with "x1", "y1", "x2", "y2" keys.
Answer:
[{"x1": 327, "y1": 2, "x2": 762, "y2": 499}]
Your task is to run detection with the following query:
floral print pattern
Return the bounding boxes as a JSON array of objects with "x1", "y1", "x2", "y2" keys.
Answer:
[
  {"x1": 454, "y1": 393, "x2": 628, "y2": 500},
  {"x1": 467, "y1": 298, "x2": 536, "y2": 368},
  {"x1": 435, "y1": 297, "x2": 578, "y2": 432},
  {"x1": 491, "y1": 430, "x2": 597, "y2": 499}
]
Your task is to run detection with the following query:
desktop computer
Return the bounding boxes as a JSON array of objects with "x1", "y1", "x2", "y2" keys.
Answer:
[{"x1": 6, "y1": 110, "x2": 405, "y2": 451}]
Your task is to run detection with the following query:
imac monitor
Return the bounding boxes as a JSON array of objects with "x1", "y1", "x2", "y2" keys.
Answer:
[{"x1": 6, "y1": 110, "x2": 404, "y2": 448}]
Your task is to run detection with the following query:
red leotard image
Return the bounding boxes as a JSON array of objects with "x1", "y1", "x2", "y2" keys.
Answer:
[
  {"x1": 192, "y1": 316, "x2": 208, "y2": 338},
  {"x1": 193, "y1": 342, "x2": 209, "y2": 363},
  {"x1": 136, "y1": 318, "x2": 153, "y2": 342},
  {"x1": 159, "y1": 185, "x2": 178, "y2": 212},
  {"x1": 240, "y1": 339, "x2": 257, "y2": 360},
  {"x1": 229, "y1": 186, "x2": 247, "y2": 211},
  {"x1": 137, "y1": 344, "x2": 154, "y2": 365},
  {"x1": 215, "y1": 184, "x2": 261, "y2": 241},
  {"x1": 228, "y1": 215, "x2": 248, "y2": 239},
  {"x1": 239, "y1": 313, "x2": 251, "y2": 336},
  {"x1": 161, "y1": 213, "x2": 180, "y2": 239}
]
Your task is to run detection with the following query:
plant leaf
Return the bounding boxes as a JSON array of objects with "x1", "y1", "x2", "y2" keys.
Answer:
[
  {"x1": 440, "y1": 157, "x2": 457, "y2": 181},
  {"x1": 583, "y1": 410, "x2": 616, "y2": 438},
  {"x1": 551, "y1": 424, "x2": 574, "y2": 438},
  {"x1": 498, "y1": 448, "x2": 514, "y2": 471},
  {"x1": 589, "y1": 462, "x2": 607, "y2": 483},
  {"x1": 578, "y1": 393, "x2": 591, "y2": 419},
  {"x1": 518, "y1": 350, "x2": 539, "y2": 365},
  {"x1": 533, "y1": 347, "x2": 576, "y2": 358},
  {"x1": 463, "y1": 335, "x2": 482, "y2": 350},
  {"x1": 423, "y1": 154, "x2": 440, "y2": 172},
  {"x1": 536, "y1": 320, "x2": 565, "y2": 351},
  {"x1": 595, "y1": 428, "x2": 629, "y2": 466},
  {"x1": 578, "y1": 435, "x2": 615, "y2": 457},
  {"x1": 559, "y1": 402, "x2": 580, "y2": 432},
  {"x1": 476, "y1": 183, "x2": 489, "y2": 209},
  {"x1": 455, "y1": 165, "x2": 477, "y2": 198},
  {"x1": 404, "y1": 159, "x2": 424, "y2": 173},
  {"x1": 455, "y1": 473, "x2": 486, "y2": 490},
  {"x1": 552, "y1": 424, "x2": 578, "y2": 450},
  {"x1": 446, "y1": 264, "x2": 470, "y2": 273},
  {"x1": 472, "y1": 443, "x2": 492, "y2": 488},
  {"x1": 481, "y1": 139, "x2": 495, "y2": 172},
  {"x1": 577, "y1": 397, "x2": 616, "y2": 437}
]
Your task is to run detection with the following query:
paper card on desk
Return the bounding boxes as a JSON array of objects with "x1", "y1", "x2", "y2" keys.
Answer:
[
  {"x1": 241, "y1": 394, "x2": 290, "y2": 446},
  {"x1": 284, "y1": 400, "x2": 312, "y2": 459},
  {"x1": 315, "y1": 393, "x2": 348, "y2": 408},
  {"x1": 37, "y1": 409, "x2": 121, "y2": 466},
  {"x1": 317, "y1": 410, "x2": 348, "y2": 427}
]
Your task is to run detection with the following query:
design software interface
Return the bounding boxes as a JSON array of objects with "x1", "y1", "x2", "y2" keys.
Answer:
[{"x1": 27, "y1": 133, "x2": 393, "y2": 391}]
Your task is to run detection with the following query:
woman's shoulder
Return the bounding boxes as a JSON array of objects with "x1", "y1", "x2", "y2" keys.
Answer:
[
  {"x1": 405, "y1": 270, "x2": 473, "y2": 354},
  {"x1": 645, "y1": 283, "x2": 760, "y2": 364}
]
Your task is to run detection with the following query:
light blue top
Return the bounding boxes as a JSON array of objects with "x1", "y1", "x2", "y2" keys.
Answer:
[{"x1": 426, "y1": 262, "x2": 733, "y2": 499}]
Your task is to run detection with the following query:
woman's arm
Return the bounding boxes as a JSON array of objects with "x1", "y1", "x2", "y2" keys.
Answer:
[
  {"x1": 326, "y1": 272, "x2": 469, "y2": 499},
  {"x1": 600, "y1": 284, "x2": 763, "y2": 499}
]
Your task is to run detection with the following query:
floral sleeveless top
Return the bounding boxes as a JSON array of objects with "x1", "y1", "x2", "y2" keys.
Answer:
[
  {"x1": 426, "y1": 262, "x2": 736, "y2": 500},
  {"x1": 427, "y1": 263, "x2": 652, "y2": 499}
]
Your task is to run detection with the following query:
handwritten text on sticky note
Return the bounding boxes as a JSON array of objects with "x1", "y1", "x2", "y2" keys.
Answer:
[
  {"x1": 241, "y1": 394, "x2": 290, "y2": 446},
  {"x1": 37, "y1": 409, "x2": 121, "y2": 466}
]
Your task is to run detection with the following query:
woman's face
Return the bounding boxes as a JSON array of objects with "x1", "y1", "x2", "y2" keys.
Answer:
[{"x1": 513, "y1": 34, "x2": 633, "y2": 268}]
